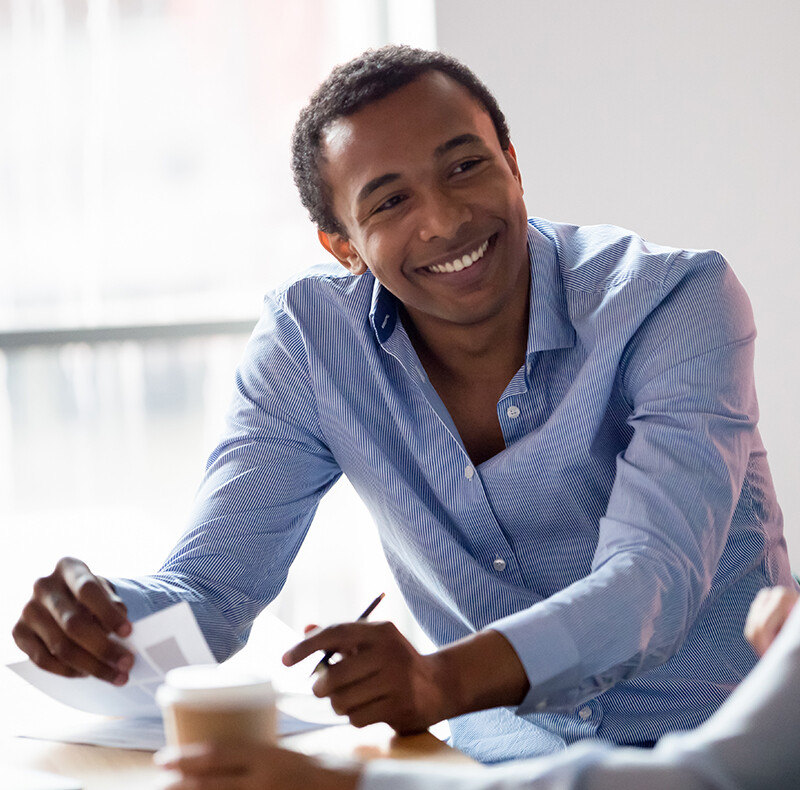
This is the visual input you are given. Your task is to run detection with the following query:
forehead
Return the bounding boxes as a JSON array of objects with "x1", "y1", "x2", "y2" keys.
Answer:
[{"x1": 320, "y1": 71, "x2": 498, "y2": 186}]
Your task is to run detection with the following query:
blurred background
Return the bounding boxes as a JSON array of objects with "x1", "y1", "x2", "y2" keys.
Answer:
[
  {"x1": 2, "y1": 0, "x2": 798, "y2": 667},
  {"x1": 0, "y1": 0, "x2": 438, "y2": 657}
]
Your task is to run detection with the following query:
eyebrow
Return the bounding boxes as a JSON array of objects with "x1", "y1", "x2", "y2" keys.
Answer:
[
  {"x1": 355, "y1": 133, "x2": 484, "y2": 205},
  {"x1": 433, "y1": 133, "x2": 482, "y2": 158},
  {"x1": 357, "y1": 173, "x2": 401, "y2": 205}
]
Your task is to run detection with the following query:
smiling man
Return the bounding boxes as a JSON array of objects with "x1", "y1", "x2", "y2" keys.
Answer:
[
  {"x1": 314, "y1": 68, "x2": 531, "y2": 469},
  {"x1": 13, "y1": 46, "x2": 796, "y2": 764}
]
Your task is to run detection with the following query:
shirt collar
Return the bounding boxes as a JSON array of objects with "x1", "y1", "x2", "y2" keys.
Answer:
[
  {"x1": 369, "y1": 221, "x2": 576, "y2": 355},
  {"x1": 525, "y1": 221, "x2": 575, "y2": 358},
  {"x1": 370, "y1": 276, "x2": 397, "y2": 344}
]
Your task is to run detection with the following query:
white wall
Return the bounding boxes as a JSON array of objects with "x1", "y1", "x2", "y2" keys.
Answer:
[{"x1": 436, "y1": 0, "x2": 800, "y2": 567}]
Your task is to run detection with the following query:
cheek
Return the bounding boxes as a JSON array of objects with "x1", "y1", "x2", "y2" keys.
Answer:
[{"x1": 361, "y1": 231, "x2": 405, "y2": 273}]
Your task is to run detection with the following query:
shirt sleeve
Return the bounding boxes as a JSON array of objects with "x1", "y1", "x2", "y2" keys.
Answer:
[
  {"x1": 492, "y1": 249, "x2": 761, "y2": 712},
  {"x1": 111, "y1": 292, "x2": 341, "y2": 660},
  {"x1": 358, "y1": 742, "x2": 722, "y2": 790},
  {"x1": 360, "y1": 587, "x2": 800, "y2": 790}
]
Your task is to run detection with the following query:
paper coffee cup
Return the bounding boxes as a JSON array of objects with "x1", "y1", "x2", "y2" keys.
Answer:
[{"x1": 156, "y1": 664, "x2": 277, "y2": 747}]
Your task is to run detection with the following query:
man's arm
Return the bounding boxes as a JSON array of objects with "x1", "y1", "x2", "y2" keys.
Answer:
[
  {"x1": 283, "y1": 621, "x2": 529, "y2": 733},
  {"x1": 13, "y1": 292, "x2": 341, "y2": 676},
  {"x1": 159, "y1": 590, "x2": 800, "y2": 790},
  {"x1": 488, "y1": 249, "x2": 769, "y2": 714},
  {"x1": 292, "y1": 249, "x2": 771, "y2": 727}
]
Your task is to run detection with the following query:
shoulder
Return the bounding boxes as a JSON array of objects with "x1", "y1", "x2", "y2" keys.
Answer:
[
  {"x1": 528, "y1": 218, "x2": 749, "y2": 354},
  {"x1": 270, "y1": 263, "x2": 372, "y2": 313},
  {"x1": 244, "y1": 264, "x2": 379, "y2": 373},
  {"x1": 528, "y1": 217, "x2": 726, "y2": 295}
]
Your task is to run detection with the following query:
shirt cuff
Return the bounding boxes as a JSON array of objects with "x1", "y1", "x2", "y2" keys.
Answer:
[
  {"x1": 107, "y1": 576, "x2": 168, "y2": 622},
  {"x1": 490, "y1": 604, "x2": 582, "y2": 714}
]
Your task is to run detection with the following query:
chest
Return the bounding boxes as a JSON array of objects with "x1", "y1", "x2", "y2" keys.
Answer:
[{"x1": 433, "y1": 377, "x2": 507, "y2": 465}]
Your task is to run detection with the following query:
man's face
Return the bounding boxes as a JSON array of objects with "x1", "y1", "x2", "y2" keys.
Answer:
[{"x1": 319, "y1": 71, "x2": 530, "y2": 335}]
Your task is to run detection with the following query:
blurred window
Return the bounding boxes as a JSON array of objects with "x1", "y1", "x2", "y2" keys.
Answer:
[{"x1": 1, "y1": 0, "x2": 436, "y2": 655}]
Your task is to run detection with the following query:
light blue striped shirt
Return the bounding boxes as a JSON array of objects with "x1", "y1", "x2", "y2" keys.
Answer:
[{"x1": 113, "y1": 219, "x2": 794, "y2": 763}]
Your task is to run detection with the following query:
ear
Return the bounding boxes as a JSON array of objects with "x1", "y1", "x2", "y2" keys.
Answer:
[
  {"x1": 317, "y1": 230, "x2": 368, "y2": 275},
  {"x1": 504, "y1": 142, "x2": 523, "y2": 194}
]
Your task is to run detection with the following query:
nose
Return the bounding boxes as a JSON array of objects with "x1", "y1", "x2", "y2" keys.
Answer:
[{"x1": 417, "y1": 189, "x2": 472, "y2": 243}]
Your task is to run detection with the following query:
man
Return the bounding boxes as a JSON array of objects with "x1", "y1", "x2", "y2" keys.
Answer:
[
  {"x1": 12, "y1": 46, "x2": 796, "y2": 763},
  {"x1": 156, "y1": 586, "x2": 800, "y2": 790}
]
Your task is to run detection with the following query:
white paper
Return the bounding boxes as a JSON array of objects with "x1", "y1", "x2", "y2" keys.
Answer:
[
  {"x1": 7, "y1": 602, "x2": 343, "y2": 750},
  {"x1": 8, "y1": 602, "x2": 215, "y2": 717},
  {"x1": 16, "y1": 707, "x2": 332, "y2": 752}
]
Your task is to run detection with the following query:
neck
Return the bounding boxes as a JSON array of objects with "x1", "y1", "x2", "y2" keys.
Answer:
[{"x1": 403, "y1": 288, "x2": 529, "y2": 385}]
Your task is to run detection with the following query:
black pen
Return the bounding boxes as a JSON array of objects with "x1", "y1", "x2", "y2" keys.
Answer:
[{"x1": 311, "y1": 592, "x2": 386, "y2": 675}]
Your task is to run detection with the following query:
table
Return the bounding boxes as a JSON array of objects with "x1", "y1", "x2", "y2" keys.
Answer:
[{"x1": 2, "y1": 668, "x2": 473, "y2": 790}]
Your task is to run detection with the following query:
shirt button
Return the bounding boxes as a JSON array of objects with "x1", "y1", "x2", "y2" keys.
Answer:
[
  {"x1": 506, "y1": 405, "x2": 520, "y2": 419},
  {"x1": 464, "y1": 465, "x2": 475, "y2": 480},
  {"x1": 492, "y1": 557, "x2": 507, "y2": 572},
  {"x1": 578, "y1": 706, "x2": 592, "y2": 720}
]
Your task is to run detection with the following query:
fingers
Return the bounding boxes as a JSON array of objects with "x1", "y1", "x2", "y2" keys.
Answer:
[
  {"x1": 283, "y1": 621, "x2": 437, "y2": 733},
  {"x1": 12, "y1": 557, "x2": 134, "y2": 683},
  {"x1": 744, "y1": 586, "x2": 800, "y2": 657},
  {"x1": 157, "y1": 743, "x2": 238, "y2": 790},
  {"x1": 313, "y1": 663, "x2": 385, "y2": 714},
  {"x1": 61, "y1": 558, "x2": 132, "y2": 637},
  {"x1": 11, "y1": 618, "x2": 87, "y2": 678},
  {"x1": 283, "y1": 620, "x2": 394, "y2": 666},
  {"x1": 155, "y1": 742, "x2": 319, "y2": 790},
  {"x1": 156, "y1": 742, "x2": 247, "y2": 776},
  {"x1": 312, "y1": 657, "x2": 381, "y2": 698}
]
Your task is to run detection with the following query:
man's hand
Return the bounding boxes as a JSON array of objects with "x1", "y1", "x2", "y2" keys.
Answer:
[
  {"x1": 283, "y1": 620, "x2": 449, "y2": 733},
  {"x1": 283, "y1": 621, "x2": 530, "y2": 735},
  {"x1": 744, "y1": 585, "x2": 800, "y2": 657},
  {"x1": 11, "y1": 557, "x2": 134, "y2": 684},
  {"x1": 156, "y1": 741, "x2": 361, "y2": 790}
]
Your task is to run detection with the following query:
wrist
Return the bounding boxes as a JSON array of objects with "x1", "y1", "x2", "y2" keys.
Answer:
[{"x1": 433, "y1": 629, "x2": 530, "y2": 718}]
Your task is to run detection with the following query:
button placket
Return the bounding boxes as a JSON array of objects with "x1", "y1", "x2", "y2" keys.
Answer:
[{"x1": 457, "y1": 451, "x2": 519, "y2": 585}]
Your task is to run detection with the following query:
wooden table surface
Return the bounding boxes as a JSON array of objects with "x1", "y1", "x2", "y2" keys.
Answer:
[{"x1": 2, "y1": 667, "x2": 473, "y2": 790}]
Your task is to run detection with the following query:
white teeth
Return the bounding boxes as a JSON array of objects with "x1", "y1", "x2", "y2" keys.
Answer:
[{"x1": 427, "y1": 239, "x2": 489, "y2": 274}]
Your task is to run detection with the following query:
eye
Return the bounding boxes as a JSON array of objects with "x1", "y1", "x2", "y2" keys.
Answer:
[
  {"x1": 373, "y1": 194, "x2": 407, "y2": 214},
  {"x1": 451, "y1": 157, "x2": 485, "y2": 175}
]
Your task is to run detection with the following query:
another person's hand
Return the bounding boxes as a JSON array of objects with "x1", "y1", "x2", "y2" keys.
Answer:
[
  {"x1": 156, "y1": 741, "x2": 361, "y2": 790},
  {"x1": 11, "y1": 557, "x2": 134, "y2": 684},
  {"x1": 744, "y1": 585, "x2": 800, "y2": 657},
  {"x1": 283, "y1": 620, "x2": 449, "y2": 734}
]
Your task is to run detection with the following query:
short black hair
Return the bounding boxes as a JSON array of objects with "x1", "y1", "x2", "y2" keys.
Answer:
[{"x1": 291, "y1": 45, "x2": 511, "y2": 237}]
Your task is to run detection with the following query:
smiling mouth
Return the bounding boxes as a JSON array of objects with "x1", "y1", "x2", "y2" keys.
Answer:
[{"x1": 425, "y1": 238, "x2": 490, "y2": 274}]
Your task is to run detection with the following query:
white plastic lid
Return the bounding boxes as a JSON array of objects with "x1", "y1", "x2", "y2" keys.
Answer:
[{"x1": 156, "y1": 664, "x2": 275, "y2": 709}]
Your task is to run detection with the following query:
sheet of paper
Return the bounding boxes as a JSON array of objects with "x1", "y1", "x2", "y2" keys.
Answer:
[
  {"x1": 6, "y1": 602, "x2": 343, "y2": 750},
  {"x1": 8, "y1": 602, "x2": 215, "y2": 717},
  {"x1": 16, "y1": 707, "x2": 334, "y2": 752}
]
